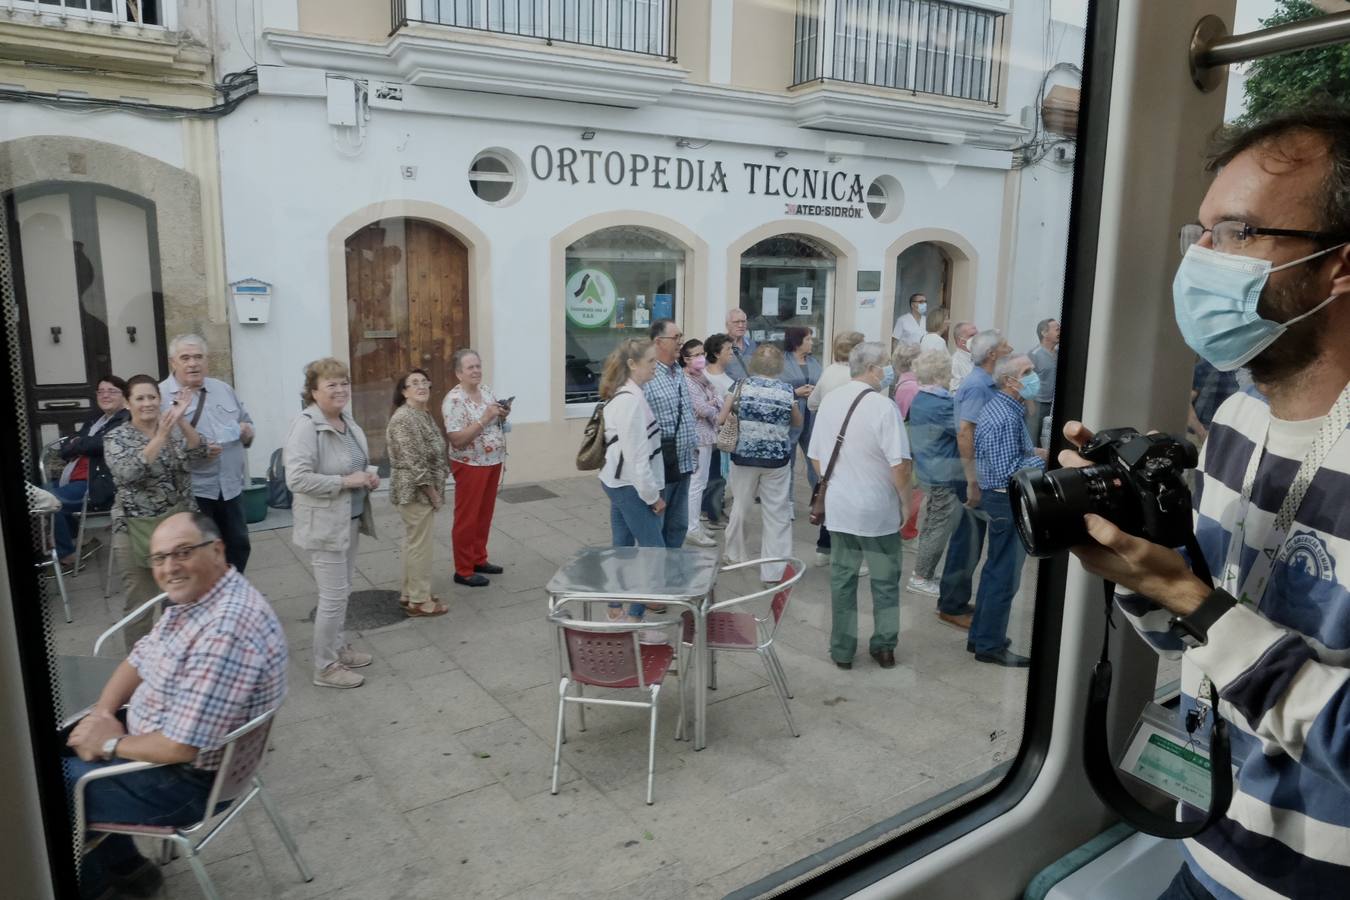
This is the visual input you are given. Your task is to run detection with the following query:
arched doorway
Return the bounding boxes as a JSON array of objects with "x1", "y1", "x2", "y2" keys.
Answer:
[
  {"x1": 738, "y1": 234, "x2": 837, "y2": 349},
  {"x1": 893, "y1": 242, "x2": 952, "y2": 339},
  {"x1": 344, "y1": 218, "x2": 470, "y2": 467},
  {"x1": 5, "y1": 183, "x2": 166, "y2": 456}
]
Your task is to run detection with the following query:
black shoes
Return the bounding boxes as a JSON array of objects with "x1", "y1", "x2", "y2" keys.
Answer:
[
  {"x1": 967, "y1": 638, "x2": 1011, "y2": 654},
  {"x1": 974, "y1": 648, "x2": 1031, "y2": 668},
  {"x1": 454, "y1": 573, "x2": 490, "y2": 587},
  {"x1": 474, "y1": 563, "x2": 504, "y2": 574},
  {"x1": 870, "y1": 648, "x2": 896, "y2": 668}
]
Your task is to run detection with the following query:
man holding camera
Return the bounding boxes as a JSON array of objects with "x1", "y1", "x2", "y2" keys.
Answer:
[{"x1": 1067, "y1": 111, "x2": 1350, "y2": 900}]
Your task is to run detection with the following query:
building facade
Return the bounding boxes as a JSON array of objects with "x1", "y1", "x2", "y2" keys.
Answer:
[{"x1": 3, "y1": 0, "x2": 1083, "y2": 482}]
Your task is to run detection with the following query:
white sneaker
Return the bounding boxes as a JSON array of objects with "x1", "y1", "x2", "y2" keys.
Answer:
[
  {"x1": 338, "y1": 645, "x2": 373, "y2": 668},
  {"x1": 314, "y1": 662, "x2": 364, "y2": 689},
  {"x1": 684, "y1": 529, "x2": 717, "y2": 548},
  {"x1": 859, "y1": 562, "x2": 871, "y2": 577},
  {"x1": 814, "y1": 551, "x2": 830, "y2": 567},
  {"x1": 907, "y1": 576, "x2": 940, "y2": 596}
]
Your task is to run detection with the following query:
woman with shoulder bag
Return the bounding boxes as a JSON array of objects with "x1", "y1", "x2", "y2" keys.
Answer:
[
  {"x1": 104, "y1": 374, "x2": 208, "y2": 650},
  {"x1": 51, "y1": 374, "x2": 130, "y2": 566},
  {"x1": 285, "y1": 358, "x2": 380, "y2": 690},
  {"x1": 681, "y1": 338, "x2": 722, "y2": 548},
  {"x1": 700, "y1": 333, "x2": 735, "y2": 529},
  {"x1": 717, "y1": 345, "x2": 801, "y2": 583},
  {"x1": 598, "y1": 338, "x2": 668, "y2": 633}
]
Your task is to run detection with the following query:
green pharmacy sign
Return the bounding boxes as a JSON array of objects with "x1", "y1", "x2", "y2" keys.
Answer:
[{"x1": 565, "y1": 268, "x2": 617, "y2": 328}]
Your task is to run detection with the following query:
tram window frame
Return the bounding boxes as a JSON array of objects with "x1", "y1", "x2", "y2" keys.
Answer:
[{"x1": 727, "y1": 0, "x2": 1117, "y2": 894}]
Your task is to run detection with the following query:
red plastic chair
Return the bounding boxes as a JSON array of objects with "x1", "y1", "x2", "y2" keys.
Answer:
[
  {"x1": 73, "y1": 708, "x2": 313, "y2": 900},
  {"x1": 548, "y1": 599, "x2": 681, "y2": 805},
  {"x1": 677, "y1": 558, "x2": 805, "y2": 738}
]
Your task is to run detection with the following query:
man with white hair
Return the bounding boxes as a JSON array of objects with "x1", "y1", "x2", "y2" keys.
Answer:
[
  {"x1": 935, "y1": 328, "x2": 1011, "y2": 630},
  {"x1": 967, "y1": 354, "x2": 1046, "y2": 666},
  {"x1": 160, "y1": 334, "x2": 256, "y2": 572},
  {"x1": 949, "y1": 321, "x2": 979, "y2": 389},
  {"x1": 808, "y1": 342, "x2": 912, "y2": 670},
  {"x1": 723, "y1": 307, "x2": 759, "y2": 382}
]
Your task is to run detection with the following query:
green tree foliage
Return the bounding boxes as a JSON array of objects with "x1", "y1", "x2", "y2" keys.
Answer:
[{"x1": 1240, "y1": 0, "x2": 1350, "y2": 124}]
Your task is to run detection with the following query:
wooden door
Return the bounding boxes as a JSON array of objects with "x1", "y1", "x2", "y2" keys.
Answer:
[{"x1": 345, "y1": 218, "x2": 469, "y2": 468}]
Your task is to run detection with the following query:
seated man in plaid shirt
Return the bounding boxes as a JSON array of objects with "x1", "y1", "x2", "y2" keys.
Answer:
[
  {"x1": 64, "y1": 512, "x2": 287, "y2": 900},
  {"x1": 968, "y1": 355, "x2": 1048, "y2": 667}
]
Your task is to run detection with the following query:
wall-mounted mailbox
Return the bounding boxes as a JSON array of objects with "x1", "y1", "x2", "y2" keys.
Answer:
[{"x1": 230, "y1": 278, "x2": 272, "y2": 325}]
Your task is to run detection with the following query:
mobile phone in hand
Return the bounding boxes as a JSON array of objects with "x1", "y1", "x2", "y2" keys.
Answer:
[{"x1": 500, "y1": 396, "x2": 515, "y2": 408}]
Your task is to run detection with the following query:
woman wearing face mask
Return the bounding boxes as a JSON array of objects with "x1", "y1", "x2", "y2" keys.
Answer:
[
  {"x1": 387, "y1": 368, "x2": 449, "y2": 618},
  {"x1": 104, "y1": 374, "x2": 208, "y2": 649},
  {"x1": 782, "y1": 327, "x2": 823, "y2": 503},
  {"x1": 681, "y1": 339, "x2": 722, "y2": 548}
]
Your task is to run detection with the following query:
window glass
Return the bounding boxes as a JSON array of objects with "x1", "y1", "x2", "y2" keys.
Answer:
[
  {"x1": 565, "y1": 226, "x2": 683, "y2": 404},
  {"x1": 740, "y1": 234, "x2": 834, "y2": 347}
]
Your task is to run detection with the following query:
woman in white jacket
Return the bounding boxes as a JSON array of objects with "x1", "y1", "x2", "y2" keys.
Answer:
[{"x1": 597, "y1": 338, "x2": 666, "y2": 623}]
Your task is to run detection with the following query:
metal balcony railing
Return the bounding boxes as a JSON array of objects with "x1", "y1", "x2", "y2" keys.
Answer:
[
  {"x1": 392, "y1": 0, "x2": 678, "y2": 61},
  {"x1": 792, "y1": 0, "x2": 1005, "y2": 104},
  {"x1": 4, "y1": 0, "x2": 169, "y2": 27}
]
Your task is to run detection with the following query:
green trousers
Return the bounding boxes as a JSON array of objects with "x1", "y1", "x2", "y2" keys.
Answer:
[{"x1": 829, "y1": 531, "x2": 902, "y2": 663}]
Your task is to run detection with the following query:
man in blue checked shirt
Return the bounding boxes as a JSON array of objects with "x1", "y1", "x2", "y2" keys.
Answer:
[
  {"x1": 969, "y1": 354, "x2": 1047, "y2": 667},
  {"x1": 645, "y1": 319, "x2": 699, "y2": 547}
]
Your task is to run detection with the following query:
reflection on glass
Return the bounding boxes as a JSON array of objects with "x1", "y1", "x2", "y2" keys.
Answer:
[{"x1": 740, "y1": 234, "x2": 834, "y2": 349}]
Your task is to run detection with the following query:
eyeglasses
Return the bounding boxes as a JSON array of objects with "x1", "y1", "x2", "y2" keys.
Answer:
[
  {"x1": 658, "y1": 333, "x2": 684, "y2": 343},
  {"x1": 1179, "y1": 221, "x2": 1345, "y2": 256},
  {"x1": 148, "y1": 540, "x2": 214, "y2": 567},
  {"x1": 95, "y1": 389, "x2": 122, "y2": 396}
]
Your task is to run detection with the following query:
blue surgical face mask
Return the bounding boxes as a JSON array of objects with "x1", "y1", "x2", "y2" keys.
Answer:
[
  {"x1": 1017, "y1": 372, "x2": 1041, "y2": 401},
  {"x1": 1172, "y1": 243, "x2": 1346, "y2": 371},
  {"x1": 916, "y1": 303, "x2": 928, "y2": 317},
  {"x1": 880, "y1": 365, "x2": 895, "y2": 392}
]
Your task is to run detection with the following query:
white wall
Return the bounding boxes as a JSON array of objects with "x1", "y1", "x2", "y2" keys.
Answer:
[{"x1": 216, "y1": 88, "x2": 1014, "y2": 469}]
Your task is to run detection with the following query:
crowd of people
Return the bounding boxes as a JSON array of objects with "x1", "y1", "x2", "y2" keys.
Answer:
[{"x1": 585, "y1": 303, "x2": 1063, "y2": 669}]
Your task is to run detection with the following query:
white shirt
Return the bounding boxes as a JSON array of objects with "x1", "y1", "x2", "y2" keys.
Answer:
[
  {"x1": 950, "y1": 348, "x2": 974, "y2": 391},
  {"x1": 598, "y1": 384, "x2": 665, "y2": 505},
  {"x1": 919, "y1": 333, "x2": 947, "y2": 354},
  {"x1": 807, "y1": 362, "x2": 851, "y2": 412},
  {"x1": 807, "y1": 381, "x2": 910, "y2": 537},
  {"x1": 892, "y1": 313, "x2": 926, "y2": 346}
]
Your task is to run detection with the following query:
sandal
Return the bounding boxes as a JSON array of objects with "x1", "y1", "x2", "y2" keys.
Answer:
[{"x1": 405, "y1": 599, "x2": 449, "y2": 618}]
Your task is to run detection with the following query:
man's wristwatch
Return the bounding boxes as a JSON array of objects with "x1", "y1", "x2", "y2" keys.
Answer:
[
  {"x1": 1169, "y1": 588, "x2": 1237, "y2": 648},
  {"x1": 101, "y1": 736, "x2": 122, "y2": 761}
]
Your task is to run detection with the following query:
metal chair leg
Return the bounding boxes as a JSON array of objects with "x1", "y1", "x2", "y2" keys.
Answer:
[
  {"x1": 761, "y1": 651, "x2": 799, "y2": 737},
  {"x1": 708, "y1": 649, "x2": 718, "y2": 690},
  {"x1": 181, "y1": 837, "x2": 223, "y2": 900},
  {"x1": 50, "y1": 548, "x2": 73, "y2": 623},
  {"x1": 647, "y1": 684, "x2": 660, "y2": 805},
  {"x1": 674, "y1": 643, "x2": 687, "y2": 742},
  {"x1": 551, "y1": 678, "x2": 568, "y2": 795},
  {"x1": 767, "y1": 646, "x2": 793, "y2": 699},
  {"x1": 576, "y1": 683, "x2": 586, "y2": 733},
  {"x1": 103, "y1": 532, "x2": 117, "y2": 608},
  {"x1": 255, "y1": 777, "x2": 314, "y2": 882}
]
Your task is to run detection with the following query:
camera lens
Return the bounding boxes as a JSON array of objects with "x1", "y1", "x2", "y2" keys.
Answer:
[{"x1": 1010, "y1": 463, "x2": 1132, "y2": 557}]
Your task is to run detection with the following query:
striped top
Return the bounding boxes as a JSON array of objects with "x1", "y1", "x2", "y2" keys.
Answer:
[{"x1": 1116, "y1": 386, "x2": 1350, "y2": 899}]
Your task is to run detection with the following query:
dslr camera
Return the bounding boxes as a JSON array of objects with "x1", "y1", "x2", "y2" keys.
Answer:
[{"x1": 1009, "y1": 428, "x2": 1198, "y2": 558}]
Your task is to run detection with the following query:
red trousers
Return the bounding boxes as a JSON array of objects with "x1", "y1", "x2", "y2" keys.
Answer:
[{"x1": 451, "y1": 461, "x2": 502, "y2": 577}]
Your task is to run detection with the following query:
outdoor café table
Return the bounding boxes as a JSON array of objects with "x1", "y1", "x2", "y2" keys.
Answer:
[
  {"x1": 57, "y1": 654, "x2": 122, "y2": 729},
  {"x1": 546, "y1": 546, "x2": 720, "y2": 750}
]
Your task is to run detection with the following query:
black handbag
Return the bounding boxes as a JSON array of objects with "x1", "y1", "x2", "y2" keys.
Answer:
[
  {"x1": 266, "y1": 448, "x2": 293, "y2": 509},
  {"x1": 660, "y1": 383, "x2": 686, "y2": 482}
]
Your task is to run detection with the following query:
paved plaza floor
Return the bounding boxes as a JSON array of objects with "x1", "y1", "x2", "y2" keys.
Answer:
[{"x1": 45, "y1": 469, "x2": 1037, "y2": 899}]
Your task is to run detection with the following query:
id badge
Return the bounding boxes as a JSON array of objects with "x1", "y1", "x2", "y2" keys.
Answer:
[{"x1": 1117, "y1": 702, "x2": 1213, "y2": 808}]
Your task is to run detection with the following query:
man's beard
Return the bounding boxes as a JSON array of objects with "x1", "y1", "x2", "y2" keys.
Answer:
[{"x1": 1247, "y1": 267, "x2": 1326, "y2": 385}]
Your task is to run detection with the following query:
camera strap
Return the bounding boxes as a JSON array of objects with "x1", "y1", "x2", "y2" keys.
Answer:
[
  {"x1": 1222, "y1": 382, "x2": 1350, "y2": 609},
  {"x1": 1085, "y1": 536, "x2": 1234, "y2": 839}
]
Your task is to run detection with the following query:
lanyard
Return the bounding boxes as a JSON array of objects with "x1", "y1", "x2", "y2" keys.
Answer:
[{"x1": 1220, "y1": 383, "x2": 1350, "y2": 608}]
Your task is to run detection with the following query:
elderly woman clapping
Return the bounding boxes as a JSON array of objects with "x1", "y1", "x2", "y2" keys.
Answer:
[{"x1": 285, "y1": 358, "x2": 379, "y2": 690}]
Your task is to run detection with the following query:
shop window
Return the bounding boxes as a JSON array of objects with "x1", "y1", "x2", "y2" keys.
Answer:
[
  {"x1": 739, "y1": 234, "x2": 836, "y2": 350},
  {"x1": 468, "y1": 149, "x2": 520, "y2": 205},
  {"x1": 564, "y1": 226, "x2": 685, "y2": 405}
]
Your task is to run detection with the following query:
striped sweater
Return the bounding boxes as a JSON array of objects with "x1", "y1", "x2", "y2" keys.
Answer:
[{"x1": 1117, "y1": 387, "x2": 1350, "y2": 899}]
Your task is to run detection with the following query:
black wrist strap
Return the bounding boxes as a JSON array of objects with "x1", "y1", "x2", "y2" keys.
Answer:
[
  {"x1": 1170, "y1": 588, "x2": 1236, "y2": 645},
  {"x1": 1083, "y1": 532, "x2": 1233, "y2": 839}
]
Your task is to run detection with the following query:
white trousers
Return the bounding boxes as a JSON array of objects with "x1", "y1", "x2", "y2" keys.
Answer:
[
  {"x1": 724, "y1": 462, "x2": 791, "y2": 581},
  {"x1": 687, "y1": 444, "x2": 712, "y2": 532},
  {"x1": 311, "y1": 519, "x2": 360, "y2": 672}
]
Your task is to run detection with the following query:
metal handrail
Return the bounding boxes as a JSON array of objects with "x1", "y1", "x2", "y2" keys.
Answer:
[{"x1": 1190, "y1": 10, "x2": 1350, "y2": 91}]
